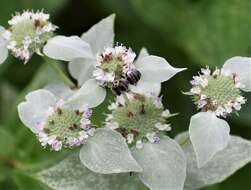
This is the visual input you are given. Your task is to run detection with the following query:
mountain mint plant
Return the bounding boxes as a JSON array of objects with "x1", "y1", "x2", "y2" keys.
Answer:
[
  {"x1": 3, "y1": 9, "x2": 249, "y2": 190},
  {"x1": 0, "y1": 10, "x2": 57, "y2": 63},
  {"x1": 43, "y1": 14, "x2": 186, "y2": 107},
  {"x1": 186, "y1": 56, "x2": 251, "y2": 168}
]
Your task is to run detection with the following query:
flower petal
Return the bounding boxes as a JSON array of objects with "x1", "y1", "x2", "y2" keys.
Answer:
[
  {"x1": 17, "y1": 89, "x2": 57, "y2": 133},
  {"x1": 65, "y1": 79, "x2": 106, "y2": 109},
  {"x1": 68, "y1": 58, "x2": 95, "y2": 86},
  {"x1": 37, "y1": 153, "x2": 141, "y2": 190},
  {"x1": 79, "y1": 128, "x2": 142, "y2": 174},
  {"x1": 45, "y1": 82, "x2": 74, "y2": 101},
  {"x1": 189, "y1": 112, "x2": 230, "y2": 168},
  {"x1": 175, "y1": 133, "x2": 251, "y2": 190},
  {"x1": 131, "y1": 136, "x2": 186, "y2": 190},
  {"x1": 81, "y1": 14, "x2": 115, "y2": 55},
  {"x1": 43, "y1": 35, "x2": 93, "y2": 61},
  {"x1": 136, "y1": 55, "x2": 186, "y2": 83},
  {"x1": 130, "y1": 80, "x2": 161, "y2": 95},
  {"x1": 222, "y1": 56, "x2": 251, "y2": 92},
  {"x1": 0, "y1": 26, "x2": 8, "y2": 64}
]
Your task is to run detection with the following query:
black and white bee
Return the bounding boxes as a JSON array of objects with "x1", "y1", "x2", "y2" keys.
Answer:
[
  {"x1": 126, "y1": 69, "x2": 141, "y2": 85},
  {"x1": 112, "y1": 79, "x2": 129, "y2": 95}
]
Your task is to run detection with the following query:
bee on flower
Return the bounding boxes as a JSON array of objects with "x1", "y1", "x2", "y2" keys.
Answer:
[{"x1": 43, "y1": 14, "x2": 186, "y2": 107}]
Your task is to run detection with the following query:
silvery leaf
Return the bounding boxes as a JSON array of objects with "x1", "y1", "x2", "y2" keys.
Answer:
[
  {"x1": 135, "y1": 55, "x2": 186, "y2": 83},
  {"x1": 37, "y1": 153, "x2": 141, "y2": 190},
  {"x1": 81, "y1": 14, "x2": 115, "y2": 55},
  {"x1": 0, "y1": 26, "x2": 8, "y2": 64},
  {"x1": 189, "y1": 112, "x2": 230, "y2": 168},
  {"x1": 17, "y1": 89, "x2": 56, "y2": 133},
  {"x1": 175, "y1": 133, "x2": 251, "y2": 190},
  {"x1": 65, "y1": 79, "x2": 106, "y2": 109},
  {"x1": 43, "y1": 35, "x2": 93, "y2": 61},
  {"x1": 68, "y1": 58, "x2": 95, "y2": 86},
  {"x1": 131, "y1": 136, "x2": 186, "y2": 190},
  {"x1": 80, "y1": 128, "x2": 142, "y2": 174}
]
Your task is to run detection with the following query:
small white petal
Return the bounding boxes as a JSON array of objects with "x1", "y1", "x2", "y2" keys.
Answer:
[
  {"x1": 79, "y1": 128, "x2": 142, "y2": 174},
  {"x1": 43, "y1": 35, "x2": 93, "y2": 61},
  {"x1": 81, "y1": 14, "x2": 115, "y2": 55},
  {"x1": 189, "y1": 112, "x2": 230, "y2": 168},
  {"x1": 18, "y1": 89, "x2": 57, "y2": 133},
  {"x1": 68, "y1": 58, "x2": 95, "y2": 86},
  {"x1": 222, "y1": 56, "x2": 251, "y2": 92},
  {"x1": 66, "y1": 79, "x2": 106, "y2": 109},
  {"x1": 136, "y1": 55, "x2": 186, "y2": 83}
]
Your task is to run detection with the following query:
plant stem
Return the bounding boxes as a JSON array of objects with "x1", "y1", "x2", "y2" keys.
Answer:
[{"x1": 44, "y1": 57, "x2": 76, "y2": 88}]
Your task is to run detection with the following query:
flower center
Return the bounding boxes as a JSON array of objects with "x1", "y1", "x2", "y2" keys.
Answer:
[
  {"x1": 189, "y1": 68, "x2": 246, "y2": 117},
  {"x1": 3, "y1": 11, "x2": 57, "y2": 62},
  {"x1": 202, "y1": 75, "x2": 241, "y2": 106},
  {"x1": 94, "y1": 46, "x2": 141, "y2": 95},
  {"x1": 106, "y1": 94, "x2": 172, "y2": 148},
  {"x1": 38, "y1": 108, "x2": 94, "y2": 151}
]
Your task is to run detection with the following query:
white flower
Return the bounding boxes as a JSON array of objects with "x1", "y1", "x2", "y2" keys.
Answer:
[
  {"x1": 155, "y1": 122, "x2": 172, "y2": 131},
  {"x1": 161, "y1": 109, "x2": 170, "y2": 117},
  {"x1": 1, "y1": 10, "x2": 57, "y2": 64},
  {"x1": 43, "y1": 14, "x2": 186, "y2": 106},
  {"x1": 17, "y1": 83, "x2": 97, "y2": 151}
]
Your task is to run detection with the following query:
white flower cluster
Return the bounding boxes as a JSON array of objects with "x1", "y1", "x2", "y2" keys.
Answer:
[
  {"x1": 94, "y1": 45, "x2": 136, "y2": 86},
  {"x1": 106, "y1": 93, "x2": 172, "y2": 149},
  {"x1": 36, "y1": 100, "x2": 95, "y2": 151},
  {"x1": 190, "y1": 67, "x2": 246, "y2": 117},
  {"x1": 2, "y1": 10, "x2": 57, "y2": 62}
]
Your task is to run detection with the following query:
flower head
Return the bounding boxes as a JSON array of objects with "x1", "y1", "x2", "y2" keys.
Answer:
[
  {"x1": 43, "y1": 14, "x2": 186, "y2": 107},
  {"x1": 2, "y1": 10, "x2": 57, "y2": 63},
  {"x1": 188, "y1": 67, "x2": 246, "y2": 117},
  {"x1": 105, "y1": 93, "x2": 173, "y2": 148},
  {"x1": 18, "y1": 86, "x2": 95, "y2": 151}
]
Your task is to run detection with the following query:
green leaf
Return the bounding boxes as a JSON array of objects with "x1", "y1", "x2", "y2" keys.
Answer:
[
  {"x1": 79, "y1": 128, "x2": 142, "y2": 174},
  {"x1": 131, "y1": 0, "x2": 251, "y2": 67},
  {"x1": 175, "y1": 132, "x2": 251, "y2": 190},
  {"x1": 37, "y1": 153, "x2": 141, "y2": 190}
]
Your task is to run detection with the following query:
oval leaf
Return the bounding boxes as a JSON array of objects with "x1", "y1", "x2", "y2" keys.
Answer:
[
  {"x1": 68, "y1": 57, "x2": 95, "y2": 86},
  {"x1": 132, "y1": 136, "x2": 186, "y2": 190},
  {"x1": 81, "y1": 14, "x2": 115, "y2": 55},
  {"x1": 80, "y1": 128, "x2": 142, "y2": 174},
  {"x1": 175, "y1": 133, "x2": 251, "y2": 190},
  {"x1": 37, "y1": 153, "x2": 141, "y2": 190},
  {"x1": 189, "y1": 112, "x2": 230, "y2": 168},
  {"x1": 136, "y1": 55, "x2": 186, "y2": 83},
  {"x1": 43, "y1": 35, "x2": 93, "y2": 61},
  {"x1": 17, "y1": 89, "x2": 57, "y2": 133},
  {"x1": 65, "y1": 79, "x2": 106, "y2": 108},
  {"x1": 0, "y1": 26, "x2": 8, "y2": 64}
]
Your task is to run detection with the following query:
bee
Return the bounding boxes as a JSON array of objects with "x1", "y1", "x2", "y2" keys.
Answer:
[
  {"x1": 126, "y1": 69, "x2": 141, "y2": 85},
  {"x1": 112, "y1": 79, "x2": 129, "y2": 95}
]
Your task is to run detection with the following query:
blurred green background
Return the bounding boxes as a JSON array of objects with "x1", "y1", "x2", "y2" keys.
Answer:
[{"x1": 0, "y1": 0, "x2": 250, "y2": 189}]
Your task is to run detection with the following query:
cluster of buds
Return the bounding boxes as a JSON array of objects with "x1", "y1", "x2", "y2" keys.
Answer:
[
  {"x1": 106, "y1": 93, "x2": 173, "y2": 149},
  {"x1": 2, "y1": 10, "x2": 57, "y2": 63},
  {"x1": 94, "y1": 45, "x2": 141, "y2": 95},
  {"x1": 189, "y1": 67, "x2": 247, "y2": 117},
  {"x1": 36, "y1": 100, "x2": 94, "y2": 151}
]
